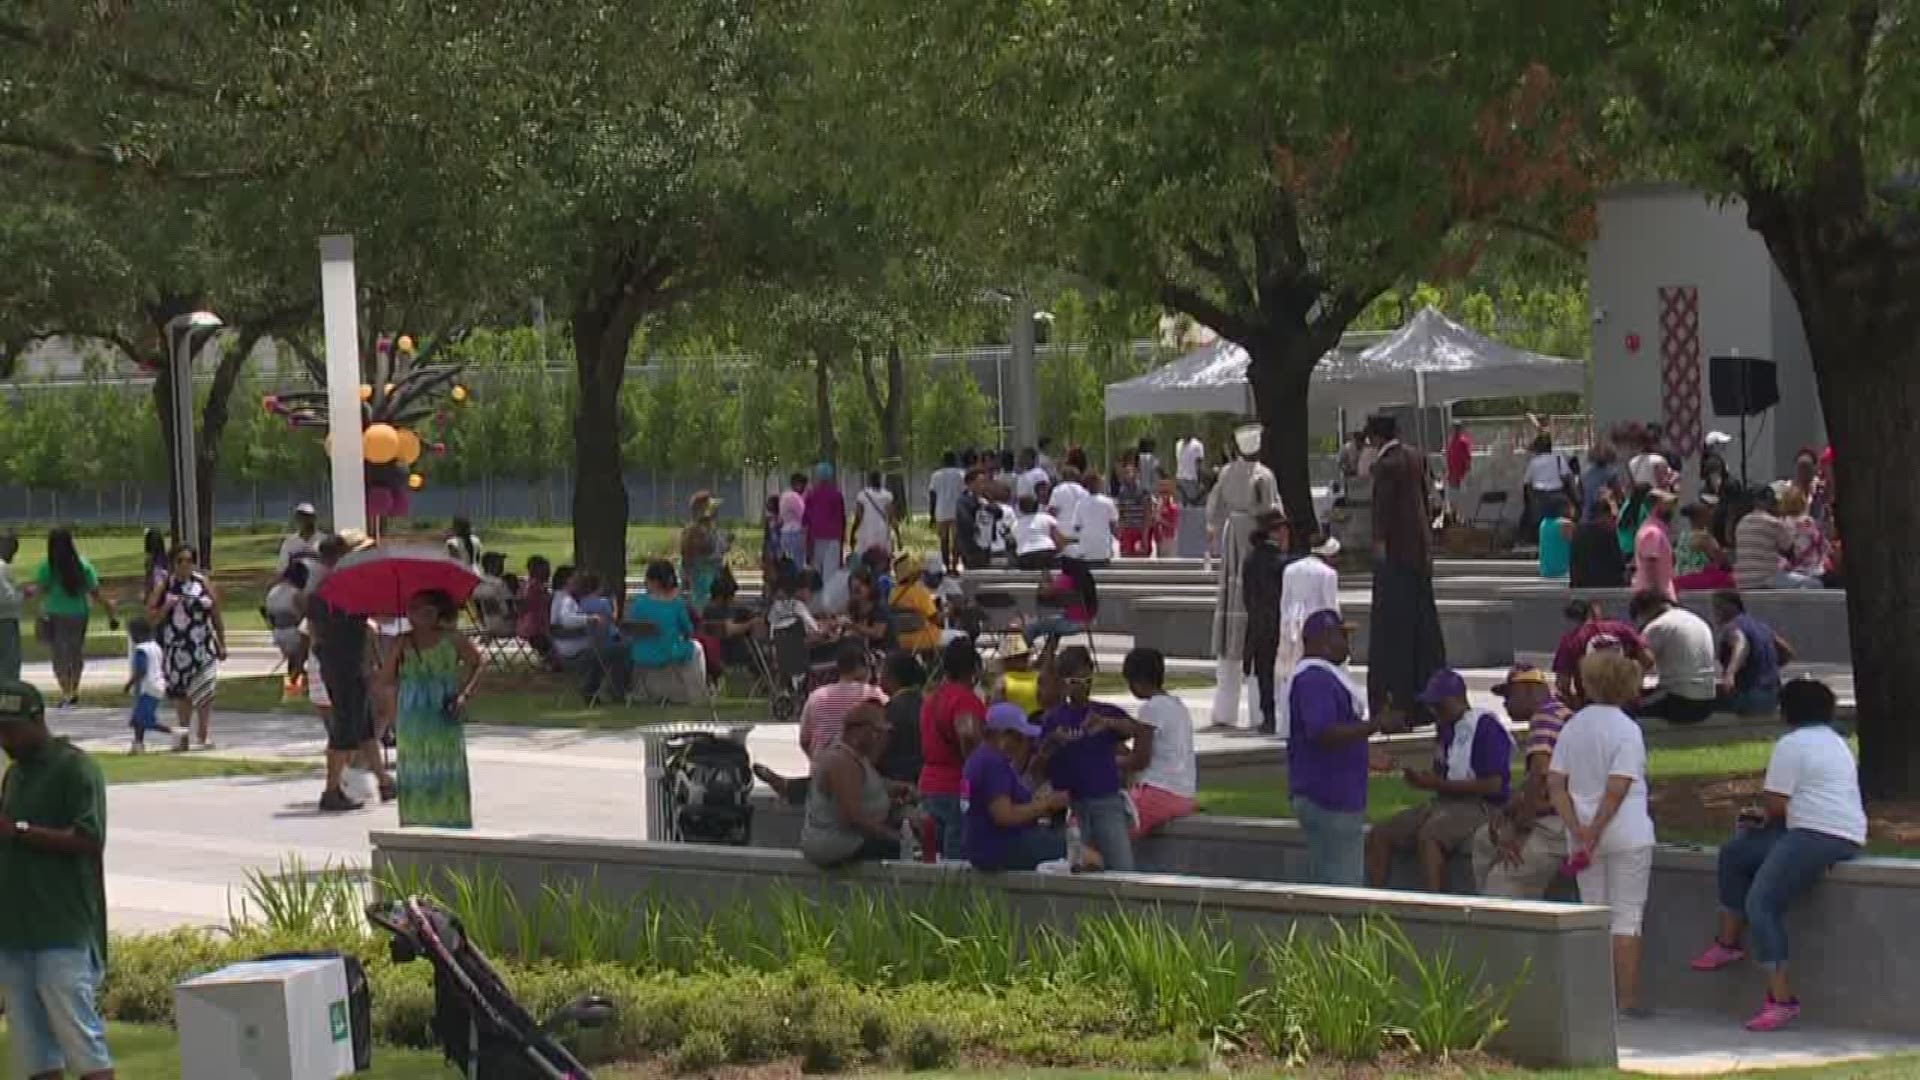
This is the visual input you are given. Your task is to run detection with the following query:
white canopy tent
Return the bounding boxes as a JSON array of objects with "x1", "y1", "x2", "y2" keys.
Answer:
[{"x1": 1103, "y1": 306, "x2": 1586, "y2": 424}]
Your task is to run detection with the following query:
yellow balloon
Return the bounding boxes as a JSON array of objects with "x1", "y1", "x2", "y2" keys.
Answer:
[
  {"x1": 362, "y1": 423, "x2": 400, "y2": 464},
  {"x1": 358, "y1": 384, "x2": 372, "y2": 401},
  {"x1": 451, "y1": 385, "x2": 469, "y2": 403},
  {"x1": 395, "y1": 427, "x2": 423, "y2": 465},
  {"x1": 407, "y1": 473, "x2": 425, "y2": 491},
  {"x1": 397, "y1": 335, "x2": 416, "y2": 355}
]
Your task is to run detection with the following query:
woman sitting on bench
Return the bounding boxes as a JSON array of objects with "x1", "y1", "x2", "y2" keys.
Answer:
[
  {"x1": 1689, "y1": 678, "x2": 1864, "y2": 1032},
  {"x1": 1021, "y1": 559, "x2": 1098, "y2": 653}
]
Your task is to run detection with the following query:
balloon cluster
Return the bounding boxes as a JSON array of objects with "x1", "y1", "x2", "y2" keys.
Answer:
[{"x1": 262, "y1": 333, "x2": 468, "y2": 519}]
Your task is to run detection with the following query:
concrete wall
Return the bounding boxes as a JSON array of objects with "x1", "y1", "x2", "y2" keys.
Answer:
[
  {"x1": 1589, "y1": 184, "x2": 1823, "y2": 485},
  {"x1": 371, "y1": 828, "x2": 1618, "y2": 1067},
  {"x1": 1132, "y1": 595, "x2": 1513, "y2": 667},
  {"x1": 742, "y1": 807, "x2": 1920, "y2": 1037}
]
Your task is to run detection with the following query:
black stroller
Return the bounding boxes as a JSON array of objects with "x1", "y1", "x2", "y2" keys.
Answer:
[{"x1": 368, "y1": 896, "x2": 614, "y2": 1079}]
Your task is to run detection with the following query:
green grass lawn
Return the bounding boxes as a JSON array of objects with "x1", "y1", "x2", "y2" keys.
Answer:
[
  {"x1": 9, "y1": 1026, "x2": 1915, "y2": 1080},
  {"x1": 3, "y1": 750, "x2": 312, "y2": 785}
]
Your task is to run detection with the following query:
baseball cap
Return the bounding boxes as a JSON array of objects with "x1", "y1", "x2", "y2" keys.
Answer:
[
  {"x1": 293, "y1": 502, "x2": 317, "y2": 516},
  {"x1": 1492, "y1": 663, "x2": 1549, "y2": 697},
  {"x1": 0, "y1": 680, "x2": 45, "y2": 725},
  {"x1": 1301, "y1": 609, "x2": 1351, "y2": 640},
  {"x1": 1417, "y1": 668, "x2": 1468, "y2": 705},
  {"x1": 985, "y1": 701, "x2": 1041, "y2": 737}
]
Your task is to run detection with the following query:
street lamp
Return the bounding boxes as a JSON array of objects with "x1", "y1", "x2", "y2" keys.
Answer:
[{"x1": 164, "y1": 310, "x2": 224, "y2": 555}]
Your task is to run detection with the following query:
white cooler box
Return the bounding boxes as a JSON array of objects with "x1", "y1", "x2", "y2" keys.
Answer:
[{"x1": 175, "y1": 957, "x2": 357, "y2": 1080}]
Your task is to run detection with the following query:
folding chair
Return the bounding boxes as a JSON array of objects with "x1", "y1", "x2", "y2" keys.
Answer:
[
  {"x1": 703, "y1": 614, "x2": 772, "y2": 700},
  {"x1": 969, "y1": 590, "x2": 1023, "y2": 662},
  {"x1": 549, "y1": 625, "x2": 619, "y2": 708},
  {"x1": 628, "y1": 619, "x2": 720, "y2": 719},
  {"x1": 769, "y1": 622, "x2": 833, "y2": 723},
  {"x1": 1471, "y1": 489, "x2": 1513, "y2": 549}
]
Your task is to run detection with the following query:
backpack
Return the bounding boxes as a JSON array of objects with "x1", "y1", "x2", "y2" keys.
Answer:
[{"x1": 664, "y1": 733, "x2": 755, "y2": 845}]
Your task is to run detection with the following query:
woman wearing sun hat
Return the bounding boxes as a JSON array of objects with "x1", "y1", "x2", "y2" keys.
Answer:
[{"x1": 962, "y1": 702, "x2": 1071, "y2": 871}]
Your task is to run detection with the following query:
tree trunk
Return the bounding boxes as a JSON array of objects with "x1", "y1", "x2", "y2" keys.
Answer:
[
  {"x1": 812, "y1": 353, "x2": 838, "y2": 467},
  {"x1": 1245, "y1": 336, "x2": 1324, "y2": 548},
  {"x1": 192, "y1": 327, "x2": 259, "y2": 569},
  {"x1": 570, "y1": 295, "x2": 645, "y2": 604},
  {"x1": 1751, "y1": 202, "x2": 1920, "y2": 799}
]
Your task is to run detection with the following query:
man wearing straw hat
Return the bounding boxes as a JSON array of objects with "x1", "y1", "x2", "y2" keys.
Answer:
[{"x1": 1205, "y1": 423, "x2": 1280, "y2": 730}]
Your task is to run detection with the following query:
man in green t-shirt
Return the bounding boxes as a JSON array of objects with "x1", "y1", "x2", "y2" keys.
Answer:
[{"x1": 0, "y1": 679, "x2": 115, "y2": 1079}]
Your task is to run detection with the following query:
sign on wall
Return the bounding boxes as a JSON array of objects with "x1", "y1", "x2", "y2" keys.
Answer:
[{"x1": 1658, "y1": 285, "x2": 1703, "y2": 458}]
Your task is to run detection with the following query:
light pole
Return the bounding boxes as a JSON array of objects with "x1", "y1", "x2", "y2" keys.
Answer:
[{"x1": 164, "y1": 310, "x2": 224, "y2": 556}]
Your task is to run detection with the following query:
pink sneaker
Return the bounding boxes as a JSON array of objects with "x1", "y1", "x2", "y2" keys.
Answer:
[
  {"x1": 1745, "y1": 996, "x2": 1800, "y2": 1032},
  {"x1": 1690, "y1": 942, "x2": 1746, "y2": 971}
]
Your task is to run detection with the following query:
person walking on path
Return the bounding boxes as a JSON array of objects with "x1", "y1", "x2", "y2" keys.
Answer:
[
  {"x1": 1205, "y1": 423, "x2": 1280, "y2": 730},
  {"x1": 929, "y1": 451, "x2": 967, "y2": 572},
  {"x1": 146, "y1": 544, "x2": 225, "y2": 752},
  {"x1": 779, "y1": 473, "x2": 810, "y2": 569},
  {"x1": 1689, "y1": 679, "x2": 1864, "y2": 1032},
  {"x1": 0, "y1": 679, "x2": 115, "y2": 1079},
  {"x1": 804, "y1": 464, "x2": 848, "y2": 572},
  {"x1": 0, "y1": 532, "x2": 22, "y2": 682},
  {"x1": 680, "y1": 491, "x2": 726, "y2": 611},
  {"x1": 379, "y1": 589, "x2": 484, "y2": 829},
  {"x1": 1364, "y1": 414, "x2": 1445, "y2": 723},
  {"x1": 1288, "y1": 610, "x2": 1404, "y2": 885},
  {"x1": 33, "y1": 529, "x2": 118, "y2": 709},
  {"x1": 277, "y1": 502, "x2": 320, "y2": 572},
  {"x1": 308, "y1": 534, "x2": 393, "y2": 812}
]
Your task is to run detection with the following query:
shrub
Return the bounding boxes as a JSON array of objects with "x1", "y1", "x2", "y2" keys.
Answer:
[
  {"x1": 672, "y1": 1029, "x2": 728, "y2": 1073},
  {"x1": 897, "y1": 1020, "x2": 958, "y2": 1071}
]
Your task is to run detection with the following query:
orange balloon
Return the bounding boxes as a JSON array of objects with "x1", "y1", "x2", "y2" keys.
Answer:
[
  {"x1": 358, "y1": 384, "x2": 372, "y2": 401},
  {"x1": 362, "y1": 423, "x2": 400, "y2": 464},
  {"x1": 407, "y1": 473, "x2": 425, "y2": 490},
  {"x1": 395, "y1": 427, "x2": 422, "y2": 465}
]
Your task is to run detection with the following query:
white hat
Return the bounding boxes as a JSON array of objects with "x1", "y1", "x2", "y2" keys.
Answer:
[
  {"x1": 1233, "y1": 423, "x2": 1263, "y2": 456},
  {"x1": 1312, "y1": 536, "x2": 1342, "y2": 558},
  {"x1": 1704, "y1": 431, "x2": 1733, "y2": 448},
  {"x1": 293, "y1": 502, "x2": 317, "y2": 516}
]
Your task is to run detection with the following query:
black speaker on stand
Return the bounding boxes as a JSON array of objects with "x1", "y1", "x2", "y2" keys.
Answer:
[{"x1": 1709, "y1": 355, "x2": 1778, "y2": 485}]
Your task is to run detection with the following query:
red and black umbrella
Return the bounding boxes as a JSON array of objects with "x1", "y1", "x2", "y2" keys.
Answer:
[{"x1": 313, "y1": 544, "x2": 481, "y2": 617}]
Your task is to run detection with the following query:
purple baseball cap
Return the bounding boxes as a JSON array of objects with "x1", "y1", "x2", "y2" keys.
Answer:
[
  {"x1": 985, "y1": 701, "x2": 1041, "y2": 737},
  {"x1": 1301, "y1": 609, "x2": 1351, "y2": 640},
  {"x1": 1417, "y1": 668, "x2": 1469, "y2": 705}
]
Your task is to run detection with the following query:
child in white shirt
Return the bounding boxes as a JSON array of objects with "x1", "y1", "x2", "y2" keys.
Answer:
[{"x1": 124, "y1": 617, "x2": 172, "y2": 752}]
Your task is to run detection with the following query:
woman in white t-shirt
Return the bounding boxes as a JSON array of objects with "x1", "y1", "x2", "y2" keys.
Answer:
[
  {"x1": 850, "y1": 472, "x2": 897, "y2": 561},
  {"x1": 1011, "y1": 494, "x2": 1068, "y2": 570},
  {"x1": 1522, "y1": 432, "x2": 1570, "y2": 541},
  {"x1": 1550, "y1": 650, "x2": 1658, "y2": 1016},
  {"x1": 1689, "y1": 678, "x2": 1863, "y2": 1032},
  {"x1": 1068, "y1": 470, "x2": 1120, "y2": 564},
  {"x1": 1120, "y1": 646, "x2": 1197, "y2": 836}
]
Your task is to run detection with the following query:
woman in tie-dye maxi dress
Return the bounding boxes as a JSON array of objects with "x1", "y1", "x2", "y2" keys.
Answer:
[{"x1": 380, "y1": 589, "x2": 484, "y2": 828}]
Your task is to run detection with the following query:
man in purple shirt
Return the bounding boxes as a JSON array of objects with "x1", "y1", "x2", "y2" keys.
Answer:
[
  {"x1": 1035, "y1": 646, "x2": 1142, "y2": 870},
  {"x1": 1288, "y1": 610, "x2": 1403, "y2": 886},
  {"x1": 803, "y1": 464, "x2": 847, "y2": 572},
  {"x1": 1365, "y1": 668, "x2": 1513, "y2": 894}
]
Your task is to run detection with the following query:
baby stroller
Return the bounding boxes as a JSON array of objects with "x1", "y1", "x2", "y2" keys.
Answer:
[
  {"x1": 661, "y1": 730, "x2": 756, "y2": 844},
  {"x1": 368, "y1": 896, "x2": 615, "y2": 1080}
]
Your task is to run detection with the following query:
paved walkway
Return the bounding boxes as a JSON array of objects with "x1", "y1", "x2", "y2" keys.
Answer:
[{"x1": 1619, "y1": 1010, "x2": 1920, "y2": 1075}]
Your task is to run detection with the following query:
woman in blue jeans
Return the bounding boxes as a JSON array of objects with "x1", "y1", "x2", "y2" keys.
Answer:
[
  {"x1": 1690, "y1": 679, "x2": 1864, "y2": 1032},
  {"x1": 1033, "y1": 645, "x2": 1143, "y2": 871}
]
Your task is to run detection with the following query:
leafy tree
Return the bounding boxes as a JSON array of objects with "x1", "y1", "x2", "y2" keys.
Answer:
[
  {"x1": 801, "y1": 0, "x2": 1601, "y2": 537},
  {"x1": 909, "y1": 360, "x2": 996, "y2": 469},
  {"x1": 1610, "y1": 0, "x2": 1920, "y2": 796}
]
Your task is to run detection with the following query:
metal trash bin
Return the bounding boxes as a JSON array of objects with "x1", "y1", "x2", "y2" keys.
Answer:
[{"x1": 639, "y1": 722, "x2": 755, "y2": 842}]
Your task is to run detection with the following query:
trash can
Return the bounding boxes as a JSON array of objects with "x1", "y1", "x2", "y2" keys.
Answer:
[{"x1": 639, "y1": 722, "x2": 755, "y2": 842}]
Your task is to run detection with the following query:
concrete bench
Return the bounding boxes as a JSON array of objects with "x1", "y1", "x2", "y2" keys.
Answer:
[
  {"x1": 1503, "y1": 585, "x2": 1852, "y2": 664},
  {"x1": 740, "y1": 807, "x2": 1920, "y2": 1038},
  {"x1": 372, "y1": 827, "x2": 1617, "y2": 1067},
  {"x1": 1133, "y1": 594, "x2": 1514, "y2": 667}
]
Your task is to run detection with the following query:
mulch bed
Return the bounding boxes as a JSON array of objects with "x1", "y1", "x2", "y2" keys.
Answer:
[{"x1": 1649, "y1": 774, "x2": 1920, "y2": 850}]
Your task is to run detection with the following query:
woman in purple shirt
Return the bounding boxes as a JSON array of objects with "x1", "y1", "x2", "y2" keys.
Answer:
[
  {"x1": 1033, "y1": 646, "x2": 1144, "y2": 870},
  {"x1": 963, "y1": 703, "x2": 1071, "y2": 870},
  {"x1": 803, "y1": 464, "x2": 847, "y2": 573}
]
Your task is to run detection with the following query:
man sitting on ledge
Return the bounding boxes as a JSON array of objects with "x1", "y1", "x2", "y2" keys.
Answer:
[
  {"x1": 1366, "y1": 669, "x2": 1513, "y2": 894},
  {"x1": 1472, "y1": 663, "x2": 1572, "y2": 898}
]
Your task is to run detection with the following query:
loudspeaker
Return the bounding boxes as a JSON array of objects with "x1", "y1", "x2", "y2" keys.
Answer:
[{"x1": 1709, "y1": 355, "x2": 1779, "y2": 416}]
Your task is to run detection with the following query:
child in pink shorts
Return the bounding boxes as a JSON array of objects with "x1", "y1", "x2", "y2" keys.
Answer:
[{"x1": 1120, "y1": 646, "x2": 1197, "y2": 838}]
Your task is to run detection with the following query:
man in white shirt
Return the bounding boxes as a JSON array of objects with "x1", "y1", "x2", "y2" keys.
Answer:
[
  {"x1": 1630, "y1": 591, "x2": 1719, "y2": 725},
  {"x1": 1014, "y1": 448, "x2": 1050, "y2": 503},
  {"x1": 928, "y1": 452, "x2": 968, "y2": 572},
  {"x1": 1275, "y1": 533, "x2": 1342, "y2": 727},
  {"x1": 277, "y1": 503, "x2": 320, "y2": 572},
  {"x1": 1175, "y1": 436, "x2": 1205, "y2": 482},
  {"x1": 1046, "y1": 467, "x2": 1090, "y2": 532},
  {"x1": 1067, "y1": 473, "x2": 1120, "y2": 563}
]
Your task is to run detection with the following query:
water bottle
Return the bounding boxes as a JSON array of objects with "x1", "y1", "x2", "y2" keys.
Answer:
[
  {"x1": 1065, "y1": 812, "x2": 1085, "y2": 869},
  {"x1": 899, "y1": 815, "x2": 920, "y2": 862}
]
